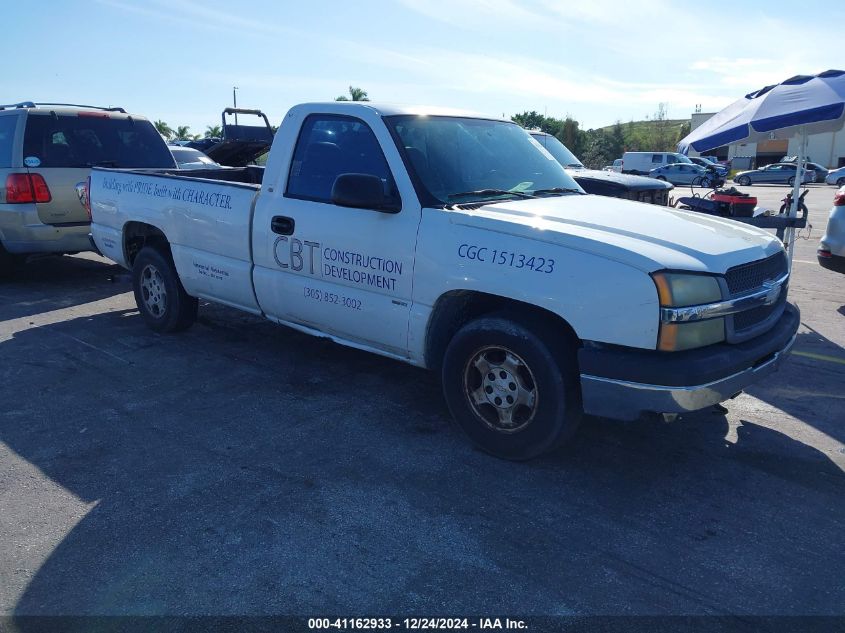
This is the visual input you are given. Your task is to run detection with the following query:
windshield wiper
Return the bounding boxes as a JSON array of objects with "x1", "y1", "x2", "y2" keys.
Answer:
[
  {"x1": 531, "y1": 187, "x2": 585, "y2": 197},
  {"x1": 447, "y1": 189, "x2": 537, "y2": 201}
]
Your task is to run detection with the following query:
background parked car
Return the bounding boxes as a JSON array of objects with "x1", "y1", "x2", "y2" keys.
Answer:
[
  {"x1": 825, "y1": 166, "x2": 845, "y2": 187},
  {"x1": 620, "y1": 151, "x2": 694, "y2": 175},
  {"x1": 606, "y1": 158, "x2": 623, "y2": 172},
  {"x1": 689, "y1": 156, "x2": 728, "y2": 176},
  {"x1": 170, "y1": 146, "x2": 223, "y2": 170},
  {"x1": 733, "y1": 163, "x2": 816, "y2": 186},
  {"x1": 781, "y1": 157, "x2": 830, "y2": 183},
  {"x1": 0, "y1": 101, "x2": 175, "y2": 276},
  {"x1": 530, "y1": 132, "x2": 673, "y2": 205},
  {"x1": 649, "y1": 162, "x2": 721, "y2": 187},
  {"x1": 818, "y1": 186, "x2": 845, "y2": 273},
  {"x1": 805, "y1": 162, "x2": 829, "y2": 183}
]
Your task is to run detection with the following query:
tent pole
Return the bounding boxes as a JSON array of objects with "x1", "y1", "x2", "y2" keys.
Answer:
[{"x1": 786, "y1": 127, "x2": 806, "y2": 267}]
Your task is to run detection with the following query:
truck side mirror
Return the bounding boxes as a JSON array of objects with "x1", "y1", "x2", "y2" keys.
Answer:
[{"x1": 331, "y1": 173, "x2": 400, "y2": 213}]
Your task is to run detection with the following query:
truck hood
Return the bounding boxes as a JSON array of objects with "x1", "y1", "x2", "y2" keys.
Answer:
[
  {"x1": 446, "y1": 194, "x2": 782, "y2": 274},
  {"x1": 568, "y1": 168, "x2": 674, "y2": 192}
]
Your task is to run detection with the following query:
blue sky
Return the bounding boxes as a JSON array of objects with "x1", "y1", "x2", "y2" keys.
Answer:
[{"x1": 3, "y1": 0, "x2": 843, "y2": 134}]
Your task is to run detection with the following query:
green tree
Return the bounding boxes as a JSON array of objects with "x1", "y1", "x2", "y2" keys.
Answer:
[
  {"x1": 559, "y1": 117, "x2": 583, "y2": 155},
  {"x1": 677, "y1": 121, "x2": 691, "y2": 145},
  {"x1": 205, "y1": 125, "x2": 222, "y2": 138},
  {"x1": 609, "y1": 121, "x2": 626, "y2": 158},
  {"x1": 174, "y1": 125, "x2": 192, "y2": 140},
  {"x1": 335, "y1": 86, "x2": 369, "y2": 101},
  {"x1": 580, "y1": 130, "x2": 614, "y2": 169},
  {"x1": 153, "y1": 120, "x2": 173, "y2": 140},
  {"x1": 511, "y1": 111, "x2": 546, "y2": 130}
]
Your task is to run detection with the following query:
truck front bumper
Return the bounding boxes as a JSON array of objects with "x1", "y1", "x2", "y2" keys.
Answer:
[{"x1": 578, "y1": 303, "x2": 799, "y2": 421}]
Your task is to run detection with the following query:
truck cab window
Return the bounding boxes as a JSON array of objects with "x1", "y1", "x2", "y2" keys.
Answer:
[{"x1": 286, "y1": 115, "x2": 396, "y2": 205}]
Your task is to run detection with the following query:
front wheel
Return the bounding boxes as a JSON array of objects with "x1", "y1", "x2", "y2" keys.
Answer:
[
  {"x1": 787, "y1": 176, "x2": 795, "y2": 186},
  {"x1": 132, "y1": 246, "x2": 197, "y2": 332},
  {"x1": 737, "y1": 175, "x2": 751, "y2": 186},
  {"x1": 441, "y1": 314, "x2": 582, "y2": 460}
]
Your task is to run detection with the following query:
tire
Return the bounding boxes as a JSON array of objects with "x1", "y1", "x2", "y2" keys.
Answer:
[
  {"x1": 837, "y1": 178, "x2": 845, "y2": 187},
  {"x1": 787, "y1": 176, "x2": 795, "y2": 186},
  {"x1": 441, "y1": 313, "x2": 582, "y2": 460},
  {"x1": 132, "y1": 246, "x2": 197, "y2": 332},
  {"x1": 738, "y1": 175, "x2": 751, "y2": 186},
  {"x1": 700, "y1": 177, "x2": 711, "y2": 188},
  {"x1": 0, "y1": 243, "x2": 22, "y2": 279}
]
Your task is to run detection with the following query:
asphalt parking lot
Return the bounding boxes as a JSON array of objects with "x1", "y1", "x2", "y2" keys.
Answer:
[{"x1": 1, "y1": 184, "x2": 844, "y2": 618}]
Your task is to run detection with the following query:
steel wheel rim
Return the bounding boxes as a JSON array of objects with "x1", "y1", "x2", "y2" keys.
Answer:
[
  {"x1": 140, "y1": 264, "x2": 167, "y2": 318},
  {"x1": 463, "y1": 345, "x2": 539, "y2": 434}
]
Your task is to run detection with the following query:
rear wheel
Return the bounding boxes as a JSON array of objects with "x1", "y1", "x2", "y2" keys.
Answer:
[
  {"x1": 738, "y1": 175, "x2": 751, "y2": 186},
  {"x1": 787, "y1": 176, "x2": 795, "y2": 186},
  {"x1": 837, "y1": 177, "x2": 845, "y2": 187},
  {"x1": 0, "y1": 243, "x2": 22, "y2": 279},
  {"x1": 441, "y1": 314, "x2": 582, "y2": 460},
  {"x1": 132, "y1": 246, "x2": 197, "y2": 332}
]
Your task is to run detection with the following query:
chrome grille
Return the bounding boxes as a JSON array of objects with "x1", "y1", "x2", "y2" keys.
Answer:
[
  {"x1": 726, "y1": 252, "x2": 789, "y2": 339},
  {"x1": 725, "y1": 251, "x2": 788, "y2": 296},
  {"x1": 733, "y1": 292, "x2": 787, "y2": 331}
]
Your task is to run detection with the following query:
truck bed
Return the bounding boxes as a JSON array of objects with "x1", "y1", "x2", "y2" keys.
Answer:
[
  {"x1": 89, "y1": 166, "x2": 265, "y2": 312},
  {"x1": 152, "y1": 165, "x2": 265, "y2": 186}
]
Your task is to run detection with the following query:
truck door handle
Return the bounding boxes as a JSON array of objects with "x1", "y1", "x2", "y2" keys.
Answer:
[{"x1": 271, "y1": 215, "x2": 295, "y2": 235}]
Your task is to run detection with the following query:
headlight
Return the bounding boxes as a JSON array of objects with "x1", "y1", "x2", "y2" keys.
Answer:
[
  {"x1": 652, "y1": 272, "x2": 725, "y2": 351},
  {"x1": 652, "y1": 272, "x2": 721, "y2": 306}
]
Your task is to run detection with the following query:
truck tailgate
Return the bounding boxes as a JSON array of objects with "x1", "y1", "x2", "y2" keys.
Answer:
[{"x1": 90, "y1": 169, "x2": 261, "y2": 311}]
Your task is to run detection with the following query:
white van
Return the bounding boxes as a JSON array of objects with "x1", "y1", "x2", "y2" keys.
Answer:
[{"x1": 622, "y1": 151, "x2": 692, "y2": 175}]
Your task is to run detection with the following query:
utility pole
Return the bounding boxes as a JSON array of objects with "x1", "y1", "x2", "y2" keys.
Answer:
[{"x1": 233, "y1": 86, "x2": 239, "y2": 125}]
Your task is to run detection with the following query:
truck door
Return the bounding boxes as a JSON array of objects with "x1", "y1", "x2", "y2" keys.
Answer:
[{"x1": 252, "y1": 113, "x2": 420, "y2": 358}]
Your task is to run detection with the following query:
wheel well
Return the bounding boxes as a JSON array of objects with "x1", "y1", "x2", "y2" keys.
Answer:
[
  {"x1": 425, "y1": 290, "x2": 580, "y2": 372},
  {"x1": 123, "y1": 222, "x2": 170, "y2": 267}
]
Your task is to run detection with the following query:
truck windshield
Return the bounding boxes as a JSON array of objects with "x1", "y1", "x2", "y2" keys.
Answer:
[
  {"x1": 386, "y1": 116, "x2": 583, "y2": 205},
  {"x1": 529, "y1": 133, "x2": 584, "y2": 169}
]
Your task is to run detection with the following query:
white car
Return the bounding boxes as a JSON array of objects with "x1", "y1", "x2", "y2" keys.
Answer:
[
  {"x1": 825, "y1": 166, "x2": 845, "y2": 187},
  {"x1": 87, "y1": 102, "x2": 799, "y2": 460},
  {"x1": 818, "y1": 186, "x2": 845, "y2": 274},
  {"x1": 170, "y1": 146, "x2": 223, "y2": 170}
]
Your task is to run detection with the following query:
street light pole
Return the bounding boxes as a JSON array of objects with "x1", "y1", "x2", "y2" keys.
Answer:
[{"x1": 233, "y1": 86, "x2": 239, "y2": 126}]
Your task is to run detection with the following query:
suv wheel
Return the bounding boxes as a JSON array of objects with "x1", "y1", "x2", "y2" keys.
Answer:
[{"x1": 0, "y1": 243, "x2": 23, "y2": 279}]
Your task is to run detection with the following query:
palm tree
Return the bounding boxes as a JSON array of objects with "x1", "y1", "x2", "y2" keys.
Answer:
[
  {"x1": 174, "y1": 126, "x2": 191, "y2": 140},
  {"x1": 205, "y1": 125, "x2": 222, "y2": 138},
  {"x1": 335, "y1": 86, "x2": 369, "y2": 102},
  {"x1": 154, "y1": 120, "x2": 173, "y2": 140}
]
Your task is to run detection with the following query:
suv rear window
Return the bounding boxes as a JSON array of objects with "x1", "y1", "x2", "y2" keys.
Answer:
[
  {"x1": 0, "y1": 115, "x2": 17, "y2": 168},
  {"x1": 22, "y1": 113, "x2": 175, "y2": 168}
]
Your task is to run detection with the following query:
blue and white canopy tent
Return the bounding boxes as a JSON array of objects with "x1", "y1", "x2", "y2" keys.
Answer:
[{"x1": 678, "y1": 69, "x2": 845, "y2": 263}]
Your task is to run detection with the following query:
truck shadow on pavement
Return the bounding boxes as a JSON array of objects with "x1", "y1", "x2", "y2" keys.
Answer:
[
  {"x1": 0, "y1": 254, "x2": 128, "y2": 322},
  {"x1": 1, "y1": 303, "x2": 843, "y2": 618}
]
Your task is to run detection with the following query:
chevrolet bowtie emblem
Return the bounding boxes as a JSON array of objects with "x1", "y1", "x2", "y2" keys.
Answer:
[{"x1": 761, "y1": 279, "x2": 782, "y2": 305}]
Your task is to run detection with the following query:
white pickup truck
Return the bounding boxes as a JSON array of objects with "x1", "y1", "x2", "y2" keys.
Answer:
[{"x1": 88, "y1": 103, "x2": 799, "y2": 460}]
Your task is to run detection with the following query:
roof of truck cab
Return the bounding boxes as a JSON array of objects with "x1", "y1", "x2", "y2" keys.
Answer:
[{"x1": 294, "y1": 102, "x2": 508, "y2": 121}]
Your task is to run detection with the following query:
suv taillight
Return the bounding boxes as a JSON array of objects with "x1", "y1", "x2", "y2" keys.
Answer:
[
  {"x1": 834, "y1": 189, "x2": 845, "y2": 206},
  {"x1": 5, "y1": 173, "x2": 52, "y2": 204}
]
